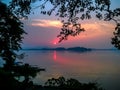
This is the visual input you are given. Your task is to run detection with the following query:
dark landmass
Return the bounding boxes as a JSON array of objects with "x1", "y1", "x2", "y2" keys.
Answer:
[
  {"x1": 23, "y1": 47, "x2": 92, "y2": 52},
  {"x1": 67, "y1": 47, "x2": 91, "y2": 52},
  {"x1": 41, "y1": 47, "x2": 92, "y2": 52},
  {"x1": 41, "y1": 47, "x2": 66, "y2": 51},
  {"x1": 22, "y1": 47, "x2": 119, "y2": 52},
  {"x1": 92, "y1": 48, "x2": 118, "y2": 51}
]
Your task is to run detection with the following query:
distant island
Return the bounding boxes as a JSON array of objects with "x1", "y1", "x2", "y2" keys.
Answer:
[
  {"x1": 38, "y1": 47, "x2": 92, "y2": 52},
  {"x1": 22, "y1": 47, "x2": 117, "y2": 51}
]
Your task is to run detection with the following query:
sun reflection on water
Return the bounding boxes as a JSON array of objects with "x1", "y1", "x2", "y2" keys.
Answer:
[{"x1": 53, "y1": 51, "x2": 57, "y2": 60}]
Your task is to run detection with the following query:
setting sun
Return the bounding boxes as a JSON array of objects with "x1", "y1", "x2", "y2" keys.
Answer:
[
  {"x1": 53, "y1": 38, "x2": 59, "y2": 45},
  {"x1": 53, "y1": 42, "x2": 57, "y2": 45}
]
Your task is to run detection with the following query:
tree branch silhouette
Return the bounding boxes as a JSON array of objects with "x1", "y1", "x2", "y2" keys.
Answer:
[{"x1": 8, "y1": 0, "x2": 120, "y2": 49}]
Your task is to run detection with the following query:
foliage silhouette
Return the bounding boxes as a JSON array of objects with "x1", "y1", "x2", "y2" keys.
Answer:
[
  {"x1": 8, "y1": 0, "x2": 120, "y2": 49},
  {"x1": 0, "y1": 2, "x2": 44, "y2": 90},
  {"x1": 111, "y1": 23, "x2": 120, "y2": 49},
  {"x1": 44, "y1": 76, "x2": 104, "y2": 90}
]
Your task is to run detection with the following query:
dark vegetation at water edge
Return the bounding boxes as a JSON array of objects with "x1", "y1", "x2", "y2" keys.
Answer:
[
  {"x1": 0, "y1": 72, "x2": 104, "y2": 90},
  {"x1": 43, "y1": 76, "x2": 104, "y2": 90}
]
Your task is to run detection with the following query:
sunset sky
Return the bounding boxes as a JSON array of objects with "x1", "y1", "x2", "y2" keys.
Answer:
[{"x1": 3, "y1": 0, "x2": 120, "y2": 49}]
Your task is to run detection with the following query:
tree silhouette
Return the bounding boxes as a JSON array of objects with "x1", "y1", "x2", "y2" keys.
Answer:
[
  {"x1": 0, "y1": 2, "x2": 43, "y2": 90},
  {"x1": 45, "y1": 76, "x2": 104, "y2": 90},
  {"x1": 8, "y1": 0, "x2": 120, "y2": 49},
  {"x1": 0, "y1": 1, "x2": 25, "y2": 69}
]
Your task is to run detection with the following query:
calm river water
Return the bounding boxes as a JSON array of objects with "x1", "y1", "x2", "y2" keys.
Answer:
[{"x1": 20, "y1": 50, "x2": 120, "y2": 90}]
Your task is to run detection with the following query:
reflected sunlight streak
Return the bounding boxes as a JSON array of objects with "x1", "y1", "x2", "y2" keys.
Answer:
[{"x1": 53, "y1": 51, "x2": 57, "y2": 60}]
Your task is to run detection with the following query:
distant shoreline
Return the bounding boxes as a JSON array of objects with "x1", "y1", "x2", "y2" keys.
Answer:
[{"x1": 21, "y1": 47, "x2": 119, "y2": 51}]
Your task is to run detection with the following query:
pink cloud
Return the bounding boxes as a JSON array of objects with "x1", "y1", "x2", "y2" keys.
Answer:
[{"x1": 31, "y1": 19, "x2": 62, "y2": 28}]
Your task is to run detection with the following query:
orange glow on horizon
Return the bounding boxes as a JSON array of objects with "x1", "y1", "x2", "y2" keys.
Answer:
[{"x1": 61, "y1": 21, "x2": 115, "y2": 42}]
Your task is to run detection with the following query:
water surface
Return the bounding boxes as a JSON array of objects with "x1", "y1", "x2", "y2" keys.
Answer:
[{"x1": 21, "y1": 50, "x2": 120, "y2": 90}]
